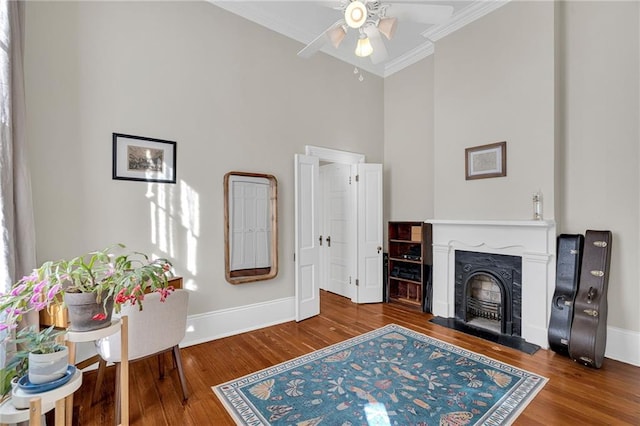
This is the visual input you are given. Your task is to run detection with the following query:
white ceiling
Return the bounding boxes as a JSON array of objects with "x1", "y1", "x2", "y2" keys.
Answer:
[{"x1": 212, "y1": 1, "x2": 509, "y2": 77}]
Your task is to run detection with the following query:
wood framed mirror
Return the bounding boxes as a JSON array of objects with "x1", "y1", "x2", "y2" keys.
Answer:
[{"x1": 224, "y1": 171, "x2": 278, "y2": 284}]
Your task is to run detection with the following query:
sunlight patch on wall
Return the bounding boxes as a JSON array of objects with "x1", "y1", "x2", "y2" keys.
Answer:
[
  {"x1": 147, "y1": 179, "x2": 200, "y2": 280},
  {"x1": 184, "y1": 278, "x2": 198, "y2": 291},
  {"x1": 148, "y1": 183, "x2": 176, "y2": 257},
  {"x1": 180, "y1": 180, "x2": 200, "y2": 275}
]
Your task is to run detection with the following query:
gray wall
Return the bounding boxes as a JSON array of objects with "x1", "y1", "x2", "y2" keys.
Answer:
[
  {"x1": 383, "y1": 56, "x2": 435, "y2": 226},
  {"x1": 433, "y1": 1, "x2": 556, "y2": 220},
  {"x1": 23, "y1": 1, "x2": 640, "y2": 358},
  {"x1": 557, "y1": 0, "x2": 639, "y2": 335},
  {"x1": 24, "y1": 1, "x2": 384, "y2": 316},
  {"x1": 384, "y1": 1, "x2": 639, "y2": 341}
]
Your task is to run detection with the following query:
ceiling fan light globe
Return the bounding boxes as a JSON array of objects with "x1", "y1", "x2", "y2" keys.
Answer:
[
  {"x1": 378, "y1": 17, "x2": 397, "y2": 40},
  {"x1": 355, "y1": 36, "x2": 373, "y2": 57},
  {"x1": 345, "y1": 1, "x2": 367, "y2": 29},
  {"x1": 327, "y1": 26, "x2": 347, "y2": 49}
]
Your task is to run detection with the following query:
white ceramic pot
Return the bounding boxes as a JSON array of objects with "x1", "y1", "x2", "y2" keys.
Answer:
[{"x1": 28, "y1": 345, "x2": 68, "y2": 384}]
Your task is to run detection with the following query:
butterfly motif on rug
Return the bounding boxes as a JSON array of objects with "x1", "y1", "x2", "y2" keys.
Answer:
[
  {"x1": 484, "y1": 369, "x2": 513, "y2": 388},
  {"x1": 383, "y1": 332, "x2": 408, "y2": 341},
  {"x1": 323, "y1": 350, "x2": 352, "y2": 363},
  {"x1": 439, "y1": 411, "x2": 473, "y2": 426},
  {"x1": 266, "y1": 405, "x2": 294, "y2": 422},
  {"x1": 249, "y1": 378, "x2": 275, "y2": 400}
]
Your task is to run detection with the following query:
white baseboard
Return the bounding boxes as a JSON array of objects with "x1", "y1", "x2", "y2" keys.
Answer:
[
  {"x1": 78, "y1": 297, "x2": 638, "y2": 369},
  {"x1": 73, "y1": 297, "x2": 295, "y2": 370},
  {"x1": 181, "y1": 296, "x2": 296, "y2": 348},
  {"x1": 605, "y1": 325, "x2": 640, "y2": 366},
  {"x1": 180, "y1": 298, "x2": 640, "y2": 367}
]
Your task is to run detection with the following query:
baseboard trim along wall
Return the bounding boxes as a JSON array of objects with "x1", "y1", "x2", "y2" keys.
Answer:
[
  {"x1": 181, "y1": 296, "x2": 296, "y2": 348},
  {"x1": 605, "y1": 325, "x2": 640, "y2": 367},
  {"x1": 179, "y1": 296, "x2": 639, "y2": 367},
  {"x1": 76, "y1": 297, "x2": 639, "y2": 368}
]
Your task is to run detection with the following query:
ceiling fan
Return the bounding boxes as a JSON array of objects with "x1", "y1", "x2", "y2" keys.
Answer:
[{"x1": 297, "y1": 0, "x2": 454, "y2": 64}]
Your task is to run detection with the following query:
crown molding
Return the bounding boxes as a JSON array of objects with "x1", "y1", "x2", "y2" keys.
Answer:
[
  {"x1": 421, "y1": 0, "x2": 511, "y2": 42},
  {"x1": 211, "y1": 0, "x2": 512, "y2": 79},
  {"x1": 382, "y1": 0, "x2": 511, "y2": 77},
  {"x1": 383, "y1": 42, "x2": 435, "y2": 78}
]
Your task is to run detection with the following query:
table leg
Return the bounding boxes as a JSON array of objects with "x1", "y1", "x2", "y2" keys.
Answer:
[
  {"x1": 121, "y1": 316, "x2": 129, "y2": 426},
  {"x1": 30, "y1": 397, "x2": 42, "y2": 426},
  {"x1": 55, "y1": 398, "x2": 65, "y2": 426},
  {"x1": 65, "y1": 340, "x2": 77, "y2": 426}
]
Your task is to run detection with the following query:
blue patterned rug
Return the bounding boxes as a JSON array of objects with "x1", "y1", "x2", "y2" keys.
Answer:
[{"x1": 213, "y1": 324, "x2": 547, "y2": 425}]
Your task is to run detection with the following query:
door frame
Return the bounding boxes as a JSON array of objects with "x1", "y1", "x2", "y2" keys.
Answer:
[
  {"x1": 305, "y1": 145, "x2": 365, "y2": 165},
  {"x1": 307, "y1": 146, "x2": 363, "y2": 303}
]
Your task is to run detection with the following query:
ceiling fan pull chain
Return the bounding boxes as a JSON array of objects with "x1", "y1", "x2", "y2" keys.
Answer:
[{"x1": 353, "y1": 67, "x2": 364, "y2": 82}]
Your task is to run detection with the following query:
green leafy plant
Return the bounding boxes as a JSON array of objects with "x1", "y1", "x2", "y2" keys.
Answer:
[
  {"x1": 0, "y1": 325, "x2": 66, "y2": 399},
  {"x1": 0, "y1": 244, "x2": 174, "y2": 331},
  {"x1": 13, "y1": 325, "x2": 66, "y2": 355}
]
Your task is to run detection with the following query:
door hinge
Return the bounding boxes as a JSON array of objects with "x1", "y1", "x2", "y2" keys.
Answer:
[
  {"x1": 349, "y1": 276, "x2": 352, "y2": 285},
  {"x1": 355, "y1": 279, "x2": 359, "y2": 287},
  {"x1": 293, "y1": 253, "x2": 295, "y2": 262}
]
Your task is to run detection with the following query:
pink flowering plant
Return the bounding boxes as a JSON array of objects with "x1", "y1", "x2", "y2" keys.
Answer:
[{"x1": 0, "y1": 244, "x2": 174, "y2": 332}]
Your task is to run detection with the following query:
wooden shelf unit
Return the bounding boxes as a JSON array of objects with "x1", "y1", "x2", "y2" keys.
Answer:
[{"x1": 387, "y1": 222, "x2": 433, "y2": 311}]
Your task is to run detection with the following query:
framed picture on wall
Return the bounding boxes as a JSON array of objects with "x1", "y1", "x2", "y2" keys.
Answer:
[
  {"x1": 112, "y1": 133, "x2": 177, "y2": 183},
  {"x1": 465, "y1": 141, "x2": 506, "y2": 180}
]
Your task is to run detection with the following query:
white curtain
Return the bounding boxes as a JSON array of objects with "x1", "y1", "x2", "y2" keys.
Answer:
[{"x1": 0, "y1": 0, "x2": 35, "y2": 296}]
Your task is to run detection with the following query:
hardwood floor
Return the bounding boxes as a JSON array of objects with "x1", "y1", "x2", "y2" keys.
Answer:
[{"x1": 73, "y1": 291, "x2": 640, "y2": 425}]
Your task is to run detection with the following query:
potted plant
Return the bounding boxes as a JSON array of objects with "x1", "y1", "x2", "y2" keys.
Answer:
[
  {"x1": 0, "y1": 325, "x2": 67, "y2": 400},
  {"x1": 0, "y1": 244, "x2": 174, "y2": 332}
]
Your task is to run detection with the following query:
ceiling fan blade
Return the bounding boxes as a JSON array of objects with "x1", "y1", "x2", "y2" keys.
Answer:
[
  {"x1": 297, "y1": 21, "x2": 344, "y2": 58},
  {"x1": 387, "y1": 4, "x2": 454, "y2": 25},
  {"x1": 363, "y1": 26, "x2": 388, "y2": 65},
  {"x1": 315, "y1": 1, "x2": 345, "y2": 10},
  {"x1": 297, "y1": 31, "x2": 329, "y2": 58}
]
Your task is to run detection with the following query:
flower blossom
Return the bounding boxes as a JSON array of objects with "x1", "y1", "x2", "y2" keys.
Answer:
[
  {"x1": 156, "y1": 286, "x2": 175, "y2": 302},
  {"x1": 10, "y1": 283, "x2": 27, "y2": 297},
  {"x1": 92, "y1": 313, "x2": 107, "y2": 321},
  {"x1": 46, "y1": 284, "x2": 62, "y2": 301},
  {"x1": 32, "y1": 280, "x2": 47, "y2": 294}
]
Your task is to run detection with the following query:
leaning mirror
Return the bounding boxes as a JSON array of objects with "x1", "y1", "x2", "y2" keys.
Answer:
[{"x1": 224, "y1": 172, "x2": 278, "y2": 284}]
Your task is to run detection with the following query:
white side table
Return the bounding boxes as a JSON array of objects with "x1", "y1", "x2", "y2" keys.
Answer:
[
  {"x1": 66, "y1": 316, "x2": 129, "y2": 426},
  {"x1": 0, "y1": 368, "x2": 82, "y2": 426}
]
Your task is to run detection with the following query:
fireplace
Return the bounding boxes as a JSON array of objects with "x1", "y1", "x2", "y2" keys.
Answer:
[
  {"x1": 455, "y1": 250, "x2": 522, "y2": 337},
  {"x1": 429, "y1": 220, "x2": 556, "y2": 349}
]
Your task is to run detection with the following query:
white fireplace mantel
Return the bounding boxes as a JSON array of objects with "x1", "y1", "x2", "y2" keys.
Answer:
[{"x1": 429, "y1": 219, "x2": 556, "y2": 348}]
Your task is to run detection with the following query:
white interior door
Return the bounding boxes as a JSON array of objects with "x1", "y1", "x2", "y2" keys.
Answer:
[
  {"x1": 294, "y1": 154, "x2": 320, "y2": 321},
  {"x1": 320, "y1": 163, "x2": 354, "y2": 299},
  {"x1": 355, "y1": 163, "x2": 383, "y2": 303}
]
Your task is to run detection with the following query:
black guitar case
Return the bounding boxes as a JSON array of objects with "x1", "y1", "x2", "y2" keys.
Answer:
[
  {"x1": 568, "y1": 230, "x2": 612, "y2": 368},
  {"x1": 548, "y1": 234, "x2": 584, "y2": 356}
]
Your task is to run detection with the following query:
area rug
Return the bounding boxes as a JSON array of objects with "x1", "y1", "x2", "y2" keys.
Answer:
[{"x1": 213, "y1": 324, "x2": 547, "y2": 425}]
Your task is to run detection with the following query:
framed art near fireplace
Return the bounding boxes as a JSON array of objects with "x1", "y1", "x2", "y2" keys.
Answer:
[{"x1": 465, "y1": 141, "x2": 506, "y2": 180}]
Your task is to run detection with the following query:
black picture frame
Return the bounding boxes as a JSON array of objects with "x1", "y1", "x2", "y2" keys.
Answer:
[{"x1": 112, "y1": 133, "x2": 177, "y2": 184}]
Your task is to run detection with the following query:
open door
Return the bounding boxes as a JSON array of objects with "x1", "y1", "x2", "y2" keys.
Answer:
[
  {"x1": 320, "y1": 163, "x2": 354, "y2": 300},
  {"x1": 294, "y1": 154, "x2": 320, "y2": 321},
  {"x1": 355, "y1": 163, "x2": 383, "y2": 303}
]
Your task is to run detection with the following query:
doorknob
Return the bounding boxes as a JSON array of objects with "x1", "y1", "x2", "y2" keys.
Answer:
[
  {"x1": 319, "y1": 235, "x2": 323, "y2": 246},
  {"x1": 326, "y1": 236, "x2": 331, "y2": 247},
  {"x1": 377, "y1": 246, "x2": 382, "y2": 254}
]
